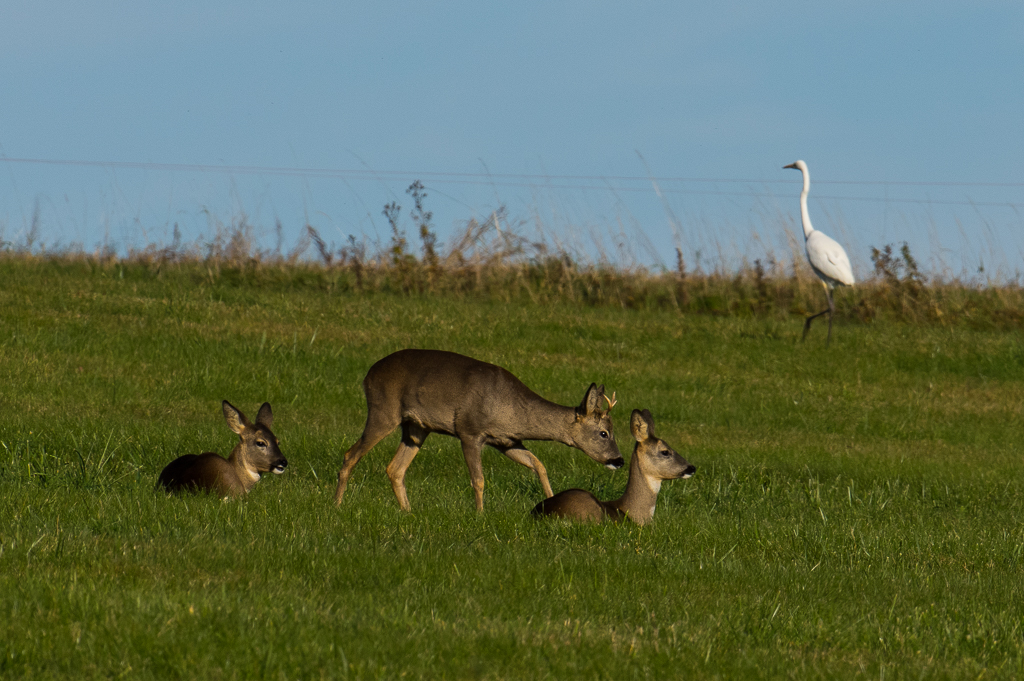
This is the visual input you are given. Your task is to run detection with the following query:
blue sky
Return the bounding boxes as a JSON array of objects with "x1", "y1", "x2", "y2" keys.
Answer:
[{"x1": 2, "y1": 2, "x2": 1022, "y2": 277}]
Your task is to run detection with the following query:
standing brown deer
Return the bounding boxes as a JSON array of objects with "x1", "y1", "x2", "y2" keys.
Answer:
[
  {"x1": 333, "y1": 349, "x2": 624, "y2": 511},
  {"x1": 157, "y1": 401, "x2": 287, "y2": 498},
  {"x1": 532, "y1": 409, "x2": 695, "y2": 524}
]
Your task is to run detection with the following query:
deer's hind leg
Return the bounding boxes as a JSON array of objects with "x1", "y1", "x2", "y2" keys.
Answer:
[
  {"x1": 335, "y1": 407, "x2": 402, "y2": 506},
  {"x1": 499, "y1": 445, "x2": 553, "y2": 498},
  {"x1": 386, "y1": 422, "x2": 429, "y2": 511}
]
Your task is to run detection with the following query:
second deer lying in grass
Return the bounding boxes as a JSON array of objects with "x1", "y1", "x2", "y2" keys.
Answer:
[
  {"x1": 157, "y1": 401, "x2": 287, "y2": 498},
  {"x1": 532, "y1": 409, "x2": 695, "y2": 525}
]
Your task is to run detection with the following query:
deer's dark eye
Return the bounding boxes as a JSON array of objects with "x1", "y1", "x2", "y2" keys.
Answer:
[
  {"x1": 660, "y1": 450, "x2": 670, "y2": 457},
  {"x1": 599, "y1": 431, "x2": 608, "y2": 439},
  {"x1": 256, "y1": 440, "x2": 268, "y2": 448}
]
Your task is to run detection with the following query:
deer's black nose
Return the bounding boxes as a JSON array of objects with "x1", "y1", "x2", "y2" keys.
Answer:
[
  {"x1": 605, "y1": 457, "x2": 625, "y2": 470},
  {"x1": 273, "y1": 458, "x2": 288, "y2": 473},
  {"x1": 680, "y1": 464, "x2": 696, "y2": 479}
]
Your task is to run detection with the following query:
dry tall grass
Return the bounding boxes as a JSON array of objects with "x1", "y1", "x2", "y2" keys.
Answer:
[{"x1": 4, "y1": 203, "x2": 1020, "y2": 331}]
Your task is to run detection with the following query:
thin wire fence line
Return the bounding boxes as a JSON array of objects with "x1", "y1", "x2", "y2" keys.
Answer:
[
  {"x1": 3, "y1": 156, "x2": 1024, "y2": 189},
  {"x1": 3, "y1": 157, "x2": 1022, "y2": 210},
  {"x1": 3, "y1": 155, "x2": 1022, "y2": 281}
]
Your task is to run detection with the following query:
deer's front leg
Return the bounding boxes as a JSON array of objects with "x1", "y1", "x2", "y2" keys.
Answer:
[
  {"x1": 499, "y1": 445, "x2": 553, "y2": 498},
  {"x1": 459, "y1": 437, "x2": 487, "y2": 512}
]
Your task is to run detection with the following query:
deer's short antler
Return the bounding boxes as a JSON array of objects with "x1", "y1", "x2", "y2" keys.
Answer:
[{"x1": 603, "y1": 391, "x2": 617, "y2": 411}]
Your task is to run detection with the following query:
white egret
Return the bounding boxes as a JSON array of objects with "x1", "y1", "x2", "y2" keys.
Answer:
[{"x1": 783, "y1": 160, "x2": 855, "y2": 345}]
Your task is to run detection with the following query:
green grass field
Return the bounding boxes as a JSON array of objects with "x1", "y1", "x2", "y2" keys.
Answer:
[{"x1": 1, "y1": 257, "x2": 1023, "y2": 679}]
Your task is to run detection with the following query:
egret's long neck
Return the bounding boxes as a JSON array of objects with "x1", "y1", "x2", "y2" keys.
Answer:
[{"x1": 798, "y1": 169, "x2": 814, "y2": 240}]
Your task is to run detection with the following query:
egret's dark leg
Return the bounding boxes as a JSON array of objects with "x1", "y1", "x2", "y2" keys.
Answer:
[
  {"x1": 824, "y1": 288, "x2": 836, "y2": 346},
  {"x1": 802, "y1": 308, "x2": 829, "y2": 340},
  {"x1": 801, "y1": 282, "x2": 831, "y2": 342}
]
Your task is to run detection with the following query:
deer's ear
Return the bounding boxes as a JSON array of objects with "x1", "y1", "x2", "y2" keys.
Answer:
[
  {"x1": 630, "y1": 409, "x2": 655, "y2": 441},
  {"x1": 255, "y1": 402, "x2": 273, "y2": 428},
  {"x1": 222, "y1": 400, "x2": 249, "y2": 435},
  {"x1": 577, "y1": 383, "x2": 603, "y2": 417}
]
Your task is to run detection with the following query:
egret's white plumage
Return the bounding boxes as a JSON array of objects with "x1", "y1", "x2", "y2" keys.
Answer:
[{"x1": 784, "y1": 160, "x2": 854, "y2": 344}]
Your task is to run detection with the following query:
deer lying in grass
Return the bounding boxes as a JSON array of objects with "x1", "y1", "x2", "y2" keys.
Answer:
[
  {"x1": 334, "y1": 349, "x2": 624, "y2": 512},
  {"x1": 157, "y1": 401, "x2": 287, "y2": 498},
  {"x1": 532, "y1": 409, "x2": 695, "y2": 524}
]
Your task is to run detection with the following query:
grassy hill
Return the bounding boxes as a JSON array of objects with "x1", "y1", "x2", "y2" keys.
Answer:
[{"x1": 1, "y1": 255, "x2": 1022, "y2": 679}]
